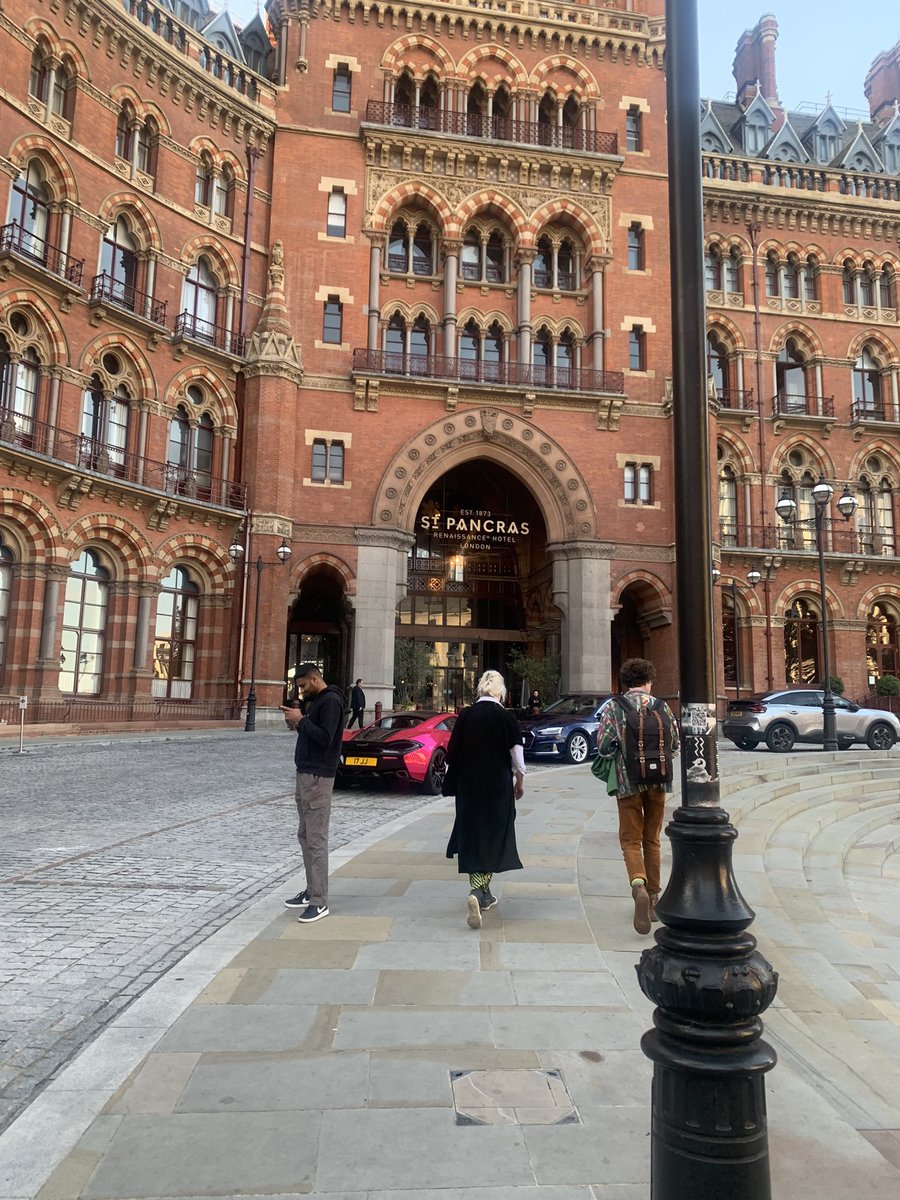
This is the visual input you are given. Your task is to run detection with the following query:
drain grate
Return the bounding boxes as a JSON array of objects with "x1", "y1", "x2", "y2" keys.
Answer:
[{"x1": 450, "y1": 1068, "x2": 580, "y2": 1126}]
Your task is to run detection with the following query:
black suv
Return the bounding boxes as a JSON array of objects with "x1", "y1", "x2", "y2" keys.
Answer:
[{"x1": 519, "y1": 694, "x2": 612, "y2": 764}]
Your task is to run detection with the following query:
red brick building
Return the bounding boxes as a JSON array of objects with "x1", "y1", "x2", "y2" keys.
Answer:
[{"x1": 1, "y1": 2, "x2": 898, "y2": 732}]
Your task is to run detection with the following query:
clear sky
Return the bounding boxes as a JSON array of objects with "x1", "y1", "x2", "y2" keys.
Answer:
[{"x1": 223, "y1": 1, "x2": 900, "y2": 117}]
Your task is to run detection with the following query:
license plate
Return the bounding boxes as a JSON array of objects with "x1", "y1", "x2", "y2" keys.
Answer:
[{"x1": 345, "y1": 756, "x2": 377, "y2": 767}]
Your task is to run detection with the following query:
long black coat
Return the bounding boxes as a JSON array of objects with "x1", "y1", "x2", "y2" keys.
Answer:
[{"x1": 445, "y1": 700, "x2": 523, "y2": 874}]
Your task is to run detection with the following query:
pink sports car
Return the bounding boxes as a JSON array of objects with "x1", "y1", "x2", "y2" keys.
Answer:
[{"x1": 339, "y1": 710, "x2": 456, "y2": 794}]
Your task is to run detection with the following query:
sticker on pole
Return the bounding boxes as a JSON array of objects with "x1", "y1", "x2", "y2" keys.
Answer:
[
  {"x1": 680, "y1": 702, "x2": 715, "y2": 736},
  {"x1": 18, "y1": 696, "x2": 28, "y2": 710}
]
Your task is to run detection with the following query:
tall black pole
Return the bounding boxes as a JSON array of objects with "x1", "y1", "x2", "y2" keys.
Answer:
[
  {"x1": 816, "y1": 507, "x2": 838, "y2": 750},
  {"x1": 635, "y1": 5, "x2": 778, "y2": 1197},
  {"x1": 245, "y1": 555, "x2": 263, "y2": 733}
]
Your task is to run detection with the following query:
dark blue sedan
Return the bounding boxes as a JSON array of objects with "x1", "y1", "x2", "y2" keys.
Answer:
[{"x1": 519, "y1": 694, "x2": 613, "y2": 764}]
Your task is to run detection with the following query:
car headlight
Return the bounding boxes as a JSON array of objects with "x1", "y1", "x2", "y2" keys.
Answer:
[{"x1": 540, "y1": 726, "x2": 563, "y2": 737}]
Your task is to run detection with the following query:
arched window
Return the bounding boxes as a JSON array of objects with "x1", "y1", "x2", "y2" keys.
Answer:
[
  {"x1": 382, "y1": 313, "x2": 430, "y2": 375},
  {"x1": 561, "y1": 95, "x2": 580, "y2": 147},
  {"x1": 842, "y1": 260, "x2": 856, "y2": 305},
  {"x1": 384, "y1": 313, "x2": 405, "y2": 364},
  {"x1": 484, "y1": 232, "x2": 505, "y2": 283},
  {"x1": 718, "y1": 463, "x2": 738, "y2": 544},
  {"x1": 532, "y1": 327, "x2": 552, "y2": 384},
  {"x1": 115, "y1": 105, "x2": 134, "y2": 160},
  {"x1": 212, "y1": 164, "x2": 234, "y2": 219},
  {"x1": 857, "y1": 464, "x2": 896, "y2": 555},
  {"x1": 879, "y1": 266, "x2": 895, "y2": 310},
  {"x1": 59, "y1": 549, "x2": 109, "y2": 696},
  {"x1": 704, "y1": 246, "x2": 722, "y2": 291},
  {"x1": 0, "y1": 533, "x2": 13, "y2": 673},
  {"x1": 136, "y1": 119, "x2": 157, "y2": 177},
  {"x1": 3, "y1": 345, "x2": 40, "y2": 439},
  {"x1": 409, "y1": 315, "x2": 430, "y2": 365},
  {"x1": 804, "y1": 255, "x2": 819, "y2": 302},
  {"x1": 853, "y1": 347, "x2": 883, "y2": 418},
  {"x1": 411, "y1": 225, "x2": 433, "y2": 276},
  {"x1": 394, "y1": 71, "x2": 414, "y2": 123},
  {"x1": 467, "y1": 81, "x2": 487, "y2": 137},
  {"x1": 7, "y1": 162, "x2": 50, "y2": 260},
  {"x1": 461, "y1": 230, "x2": 480, "y2": 281},
  {"x1": 784, "y1": 254, "x2": 800, "y2": 300},
  {"x1": 152, "y1": 566, "x2": 200, "y2": 699},
  {"x1": 860, "y1": 263, "x2": 876, "y2": 306},
  {"x1": 557, "y1": 240, "x2": 575, "y2": 290},
  {"x1": 50, "y1": 60, "x2": 72, "y2": 119},
  {"x1": 534, "y1": 237, "x2": 553, "y2": 289},
  {"x1": 784, "y1": 597, "x2": 820, "y2": 685},
  {"x1": 493, "y1": 85, "x2": 512, "y2": 137},
  {"x1": 29, "y1": 45, "x2": 48, "y2": 102},
  {"x1": 707, "y1": 331, "x2": 730, "y2": 402},
  {"x1": 482, "y1": 321, "x2": 504, "y2": 382},
  {"x1": 775, "y1": 338, "x2": 808, "y2": 413},
  {"x1": 537, "y1": 92, "x2": 556, "y2": 145},
  {"x1": 419, "y1": 75, "x2": 439, "y2": 129},
  {"x1": 778, "y1": 466, "x2": 817, "y2": 550},
  {"x1": 722, "y1": 588, "x2": 738, "y2": 686},
  {"x1": 866, "y1": 603, "x2": 899, "y2": 681},
  {"x1": 725, "y1": 247, "x2": 741, "y2": 294},
  {"x1": 100, "y1": 216, "x2": 138, "y2": 309},
  {"x1": 458, "y1": 319, "x2": 479, "y2": 370},
  {"x1": 80, "y1": 373, "x2": 132, "y2": 476},
  {"x1": 181, "y1": 256, "x2": 219, "y2": 340},
  {"x1": 388, "y1": 221, "x2": 408, "y2": 273},
  {"x1": 195, "y1": 153, "x2": 213, "y2": 206},
  {"x1": 765, "y1": 251, "x2": 780, "y2": 297}
]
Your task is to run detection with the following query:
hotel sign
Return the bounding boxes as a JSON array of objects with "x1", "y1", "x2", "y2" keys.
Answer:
[{"x1": 418, "y1": 509, "x2": 530, "y2": 548}]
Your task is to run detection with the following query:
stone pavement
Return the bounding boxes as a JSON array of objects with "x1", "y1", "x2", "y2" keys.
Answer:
[{"x1": 1, "y1": 753, "x2": 899, "y2": 1199}]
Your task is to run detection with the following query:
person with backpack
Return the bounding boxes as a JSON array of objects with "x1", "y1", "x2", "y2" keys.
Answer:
[{"x1": 594, "y1": 658, "x2": 679, "y2": 935}]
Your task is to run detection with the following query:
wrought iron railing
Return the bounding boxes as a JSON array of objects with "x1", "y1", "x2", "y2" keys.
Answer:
[
  {"x1": 851, "y1": 399, "x2": 895, "y2": 423},
  {"x1": 352, "y1": 348, "x2": 625, "y2": 393},
  {"x1": 90, "y1": 272, "x2": 168, "y2": 325},
  {"x1": 0, "y1": 409, "x2": 246, "y2": 509},
  {"x1": 534, "y1": 269, "x2": 577, "y2": 290},
  {"x1": 0, "y1": 695, "x2": 241, "y2": 727},
  {"x1": 771, "y1": 392, "x2": 834, "y2": 418},
  {"x1": 365, "y1": 102, "x2": 618, "y2": 154},
  {"x1": 719, "y1": 520, "x2": 895, "y2": 556},
  {"x1": 716, "y1": 388, "x2": 754, "y2": 410},
  {"x1": 0, "y1": 221, "x2": 84, "y2": 285},
  {"x1": 174, "y1": 311, "x2": 245, "y2": 356}
]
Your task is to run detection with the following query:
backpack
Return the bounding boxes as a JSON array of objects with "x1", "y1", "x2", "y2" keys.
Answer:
[{"x1": 612, "y1": 695, "x2": 674, "y2": 787}]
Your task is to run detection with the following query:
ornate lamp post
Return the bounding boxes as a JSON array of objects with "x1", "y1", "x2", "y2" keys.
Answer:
[
  {"x1": 775, "y1": 478, "x2": 857, "y2": 750},
  {"x1": 712, "y1": 567, "x2": 764, "y2": 699},
  {"x1": 228, "y1": 535, "x2": 292, "y2": 731},
  {"x1": 636, "y1": 4, "x2": 779, "y2": 1196}
]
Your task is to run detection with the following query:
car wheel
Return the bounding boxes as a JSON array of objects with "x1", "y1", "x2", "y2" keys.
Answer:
[
  {"x1": 565, "y1": 731, "x2": 591, "y2": 764},
  {"x1": 732, "y1": 737, "x2": 759, "y2": 750},
  {"x1": 765, "y1": 722, "x2": 795, "y2": 753},
  {"x1": 421, "y1": 748, "x2": 448, "y2": 794},
  {"x1": 866, "y1": 722, "x2": 896, "y2": 751}
]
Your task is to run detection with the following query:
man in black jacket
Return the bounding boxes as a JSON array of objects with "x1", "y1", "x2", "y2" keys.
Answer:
[
  {"x1": 347, "y1": 678, "x2": 366, "y2": 728},
  {"x1": 280, "y1": 663, "x2": 345, "y2": 923}
]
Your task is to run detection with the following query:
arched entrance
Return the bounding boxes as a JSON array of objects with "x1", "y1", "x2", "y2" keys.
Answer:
[
  {"x1": 285, "y1": 565, "x2": 352, "y2": 700},
  {"x1": 611, "y1": 577, "x2": 675, "y2": 694},
  {"x1": 396, "y1": 459, "x2": 554, "y2": 709}
]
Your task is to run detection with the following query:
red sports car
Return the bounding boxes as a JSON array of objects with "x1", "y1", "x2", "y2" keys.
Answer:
[{"x1": 338, "y1": 710, "x2": 456, "y2": 794}]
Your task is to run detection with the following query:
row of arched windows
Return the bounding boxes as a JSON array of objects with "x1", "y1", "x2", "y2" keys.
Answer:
[{"x1": 705, "y1": 245, "x2": 897, "y2": 311}]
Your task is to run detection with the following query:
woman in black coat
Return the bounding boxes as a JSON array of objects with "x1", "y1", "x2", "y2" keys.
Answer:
[{"x1": 445, "y1": 669, "x2": 525, "y2": 929}]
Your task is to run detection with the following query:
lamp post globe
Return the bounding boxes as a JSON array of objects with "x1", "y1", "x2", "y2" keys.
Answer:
[
  {"x1": 775, "y1": 491, "x2": 797, "y2": 523},
  {"x1": 812, "y1": 476, "x2": 834, "y2": 507},
  {"x1": 228, "y1": 540, "x2": 244, "y2": 562},
  {"x1": 837, "y1": 486, "x2": 858, "y2": 521},
  {"x1": 747, "y1": 568, "x2": 762, "y2": 587}
]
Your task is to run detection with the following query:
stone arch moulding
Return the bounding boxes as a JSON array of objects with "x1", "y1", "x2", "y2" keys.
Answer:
[
  {"x1": 292, "y1": 553, "x2": 357, "y2": 597},
  {"x1": 857, "y1": 584, "x2": 900, "y2": 620},
  {"x1": 372, "y1": 409, "x2": 597, "y2": 544},
  {"x1": 774, "y1": 579, "x2": 845, "y2": 620}
]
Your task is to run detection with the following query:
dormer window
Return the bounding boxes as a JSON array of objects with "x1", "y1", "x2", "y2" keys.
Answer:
[
  {"x1": 816, "y1": 132, "x2": 838, "y2": 162},
  {"x1": 744, "y1": 118, "x2": 768, "y2": 156}
]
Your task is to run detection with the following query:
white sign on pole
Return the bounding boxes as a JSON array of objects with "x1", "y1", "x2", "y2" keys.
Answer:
[{"x1": 18, "y1": 696, "x2": 28, "y2": 710}]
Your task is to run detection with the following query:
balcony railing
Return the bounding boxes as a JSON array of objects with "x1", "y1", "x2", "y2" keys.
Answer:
[
  {"x1": 90, "y1": 272, "x2": 168, "y2": 325},
  {"x1": 0, "y1": 695, "x2": 241, "y2": 727},
  {"x1": 174, "y1": 311, "x2": 245, "y2": 356},
  {"x1": 0, "y1": 221, "x2": 84, "y2": 286},
  {"x1": 772, "y1": 392, "x2": 834, "y2": 418},
  {"x1": 386, "y1": 254, "x2": 433, "y2": 276},
  {"x1": 716, "y1": 388, "x2": 754, "y2": 410},
  {"x1": 0, "y1": 409, "x2": 246, "y2": 510},
  {"x1": 460, "y1": 262, "x2": 507, "y2": 284},
  {"x1": 365, "y1": 102, "x2": 618, "y2": 155},
  {"x1": 719, "y1": 521, "x2": 895, "y2": 557},
  {"x1": 851, "y1": 399, "x2": 896, "y2": 423},
  {"x1": 352, "y1": 348, "x2": 625, "y2": 393},
  {"x1": 534, "y1": 269, "x2": 576, "y2": 290}
]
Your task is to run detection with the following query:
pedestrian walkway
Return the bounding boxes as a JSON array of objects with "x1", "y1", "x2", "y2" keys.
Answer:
[{"x1": 1, "y1": 757, "x2": 898, "y2": 1199}]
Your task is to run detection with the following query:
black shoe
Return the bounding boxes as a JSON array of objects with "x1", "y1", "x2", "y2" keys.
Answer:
[
  {"x1": 297, "y1": 904, "x2": 329, "y2": 923},
  {"x1": 284, "y1": 889, "x2": 310, "y2": 909},
  {"x1": 480, "y1": 890, "x2": 498, "y2": 912}
]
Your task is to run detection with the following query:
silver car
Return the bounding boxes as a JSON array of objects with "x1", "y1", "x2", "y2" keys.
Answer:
[{"x1": 722, "y1": 688, "x2": 900, "y2": 752}]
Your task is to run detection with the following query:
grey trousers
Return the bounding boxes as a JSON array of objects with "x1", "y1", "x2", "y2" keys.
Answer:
[{"x1": 294, "y1": 772, "x2": 334, "y2": 907}]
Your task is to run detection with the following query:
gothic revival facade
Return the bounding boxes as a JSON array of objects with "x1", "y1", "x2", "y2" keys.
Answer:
[{"x1": 0, "y1": 2, "x2": 898, "y2": 726}]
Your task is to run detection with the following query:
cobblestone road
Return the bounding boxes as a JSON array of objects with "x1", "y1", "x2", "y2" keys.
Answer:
[{"x1": 0, "y1": 730, "x2": 556, "y2": 1132}]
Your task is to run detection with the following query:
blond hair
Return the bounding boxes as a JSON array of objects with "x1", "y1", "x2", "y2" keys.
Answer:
[{"x1": 476, "y1": 669, "x2": 507, "y2": 701}]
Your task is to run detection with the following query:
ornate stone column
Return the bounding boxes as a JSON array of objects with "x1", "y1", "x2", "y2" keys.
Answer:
[
  {"x1": 350, "y1": 527, "x2": 415, "y2": 716},
  {"x1": 547, "y1": 541, "x2": 613, "y2": 691},
  {"x1": 516, "y1": 249, "x2": 535, "y2": 364},
  {"x1": 442, "y1": 239, "x2": 460, "y2": 359},
  {"x1": 367, "y1": 234, "x2": 385, "y2": 350}
]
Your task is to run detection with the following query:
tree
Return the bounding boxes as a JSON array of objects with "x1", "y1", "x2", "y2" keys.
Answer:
[
  {"x1": 875, "y1": 673, "x2": 900, "y2": 696},
  {"x1": 506, "y1": 647, "x2": 561, "y2": 705},
  {"x1": 393, "y1": 638, "x2": 434, "y2": 708}
]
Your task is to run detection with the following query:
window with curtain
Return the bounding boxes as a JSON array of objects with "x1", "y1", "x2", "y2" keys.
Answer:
[
  {"x1": 212, "y1": 165, "x2": 234, "y2": 218},
  {"x1": 181, "y1": 256, "x2": 218, "y2": 338},
  {"x1": 624, "y1": 462, "x2": 653, "y2": 504},
  {"x1": 81, "y1": 374, "x2": 132, "y2": 474},
  {"x1": 7, "y1": 161, "x2": 50, "y2": 260},
  {"x1": 152, "y1": 566, "x2": 200, "y2": 699},
  {"x1": 100, "y1": 216, "x2": 138, "y2": 307},
  {"x1": 853, "y1": 347, "x2": 883, "y2": 417},
  {"x1": 0, "y1": 535, "x2": 13, "y2": 673},
  {"x1": 326, "y1": 188, "x2": 346, "y2": 237},
  {"x1": 59, "y1": 549, "x2": 109, "y2": 695},
  {"x1": 719, "y1": 465, "x2": 738, "y2": 544}
]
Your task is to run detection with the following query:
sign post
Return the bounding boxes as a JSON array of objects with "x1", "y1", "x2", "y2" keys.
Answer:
[{"x1": 18, "y1": 695, "x2": 27, "y2": 755}]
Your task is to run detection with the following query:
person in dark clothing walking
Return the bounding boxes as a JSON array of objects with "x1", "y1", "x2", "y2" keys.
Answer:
[
  {"x1": 528, "y1": 688, "x2": 542, "y2": 715},
  {"x1": 280, "y1": 663, "x2": 345, "y2": 923},
  {"x1": 445, "y1": 669, "x2": 525, "y2": 929},
  {"x1": 347, "y1": 678, "x2": 366, "y2": 728}
]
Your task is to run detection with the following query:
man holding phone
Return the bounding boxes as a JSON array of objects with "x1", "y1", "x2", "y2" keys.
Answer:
[{"x1": 281, "y1": 663, "x2": 345, "y2": 923}]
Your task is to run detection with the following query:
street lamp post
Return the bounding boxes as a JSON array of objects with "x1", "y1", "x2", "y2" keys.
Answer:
[
  {"x1": 712, "y1": 567, "x2": 764, "y2": 700},
  {"x1": 775, "y1": 478, "x2": 857, "y2": 750},
  {"x1": 229, "y1": 535, "x2": 292, "y2": 732}
]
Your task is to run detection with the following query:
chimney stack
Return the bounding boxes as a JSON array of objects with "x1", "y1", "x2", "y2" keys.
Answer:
[
  {"x1": 733, "y1": 13, "x2": 779, "y2": 109},
  {"x1": 865, "y1": 39, "x2": 900, "y2": 126}
]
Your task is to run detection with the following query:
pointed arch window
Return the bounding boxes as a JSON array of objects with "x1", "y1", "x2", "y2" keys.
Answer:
[
  {"x1": 860, "y1": 263, "x2": 876, "y2": 306},
  {"x1": 99, "y1": 216, "x2": 138, "y2": 309},
  {"x1": 725, "y1": 248, "x2": 742, "y2": 294},
  {"x1": 842, "y1": 260, "x2": 856, "y2": 305},
  {"x1": 7, "y1": 161, "x2": 50, "y2": 261},
  {"x1": 80, "y1": 374, "x2": 132, "y2": 476},
  {"x1": 718, "y1": 464, "x2": 738, "y2": 545},
  {"x1": 557, "y1": 240, "x2": 575, "y2": 290},
  {"x1": 705, "y1": 246, "x2": 723, "y2": 291},
  {"x1": 853, "y1": 347, "x2": 883, "y2": 418},
  {"x1": 764, "y1": 251, "x2": 780, "y2": 297},
  {"x1": 388, "y1": 221, "x2": 409, "y2": 273},
  {"x1": 534, "y1": 237, "x2": 553, "y2": 289},
  {"x1": 560, "y1": 95, "x2": 580, "y2": 147},
  {"x1": 778, "y1": 469, "x2": 817, "y2": 550},
  {"x1": 467, "y1": 82, "x2": 487, "y2": 137},
  {"x1": 537, "y1": 92, "x2": 556, "y2": 145},
  {"x1": 28, "y1": 45, "x2": 48, "y2": 103},
  {"x1": 115, "y1": 105, "x2": 134, "y2": 161},
  {"x1": 722, "y1": 588, "x2": 738, "y2": 686},
  {"x1": 419, "y1": 75, "x2": 440, "y2": 129},
  {"x1": 484, "y1": 232, "x2": 505, "y2": 283},
  {"x1": 783, "y1": 254, "x2": 800, "y2": 300},
  {"x1": 409, "y1": 315, "x2": 430, "y2": 366},
  {"x1": 212, "y1": 164, "x2": 234, "y2": 219},
  {"x1": 393, "y1": 71, "x2": 415, "y2": 123},
  {"x1": 857, "y1": 475, "x2": 895, "y2": 555},
  {"x1": 0, "y1": 534, "x2": 13, "y2": 673},
  {"x1": 775, "y1": 338, "x2": 809, "y2": 413},
  {"x1": 166, "y1": 406, "x2": 214, "y2": 497},
  {"x1": 492, "y1": 85, "x2": 512, "y2": 138},
  {"x1": 532, "y1": 327, "x2": 552, "y2": 385},
  {"x1": 3, "y1": 345, "x2": 41, "y2": 440},
  {"x1": 136, "y1": 118, "x2": 157, "y2": 177},
  {"x1": 804, "y1": 256, "x2": 819, "y2": 302},
  {"x1": 707, "y1": 332, "x2": 730, "y2": 403},
  {"x1": 784, "y1": 597, "x2": 820, "y2": 685},
  {"x1": 181, "y1": 256, "x2": 219, "y2": 339},
  {"x1": 152, "y1": 566, "x2": 200, "y2": 699},
  {"x1": 482, "y1": 321, "x2": 504, "y2": 382},
  {"x1": 411, "y1": 225, "x2": 434, "y2": 276},
  {"x1": 195, "y1": 153, "x2": 213, "y2": 206},
  {"x1": 879, "y1": 266, "x2": 895, "y2": 310},
  {"x1": 59, "y1": 550, "x2": 109, "y2": 696},
  {"x1": 461, "y1": 230, "x2": 481, "y2": 282}
]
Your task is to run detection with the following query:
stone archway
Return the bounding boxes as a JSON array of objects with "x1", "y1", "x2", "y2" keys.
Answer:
[{"x1": 352, "y1": 410, "x2": 613, "y2": 709}]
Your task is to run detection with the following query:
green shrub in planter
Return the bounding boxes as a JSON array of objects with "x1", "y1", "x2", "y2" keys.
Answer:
[
  {"x1": 827, "y1": 675, "x2": 845, "y2": 695},
  {"x1": 875, "y1": 674, "x2": 900, "y2": 696}
]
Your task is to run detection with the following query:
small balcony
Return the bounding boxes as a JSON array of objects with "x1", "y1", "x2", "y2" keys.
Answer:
[
  {"x1": 0, "y1": 221, "x2": 84, "y2": 286},
  {"x1": 352, "y1": 348, "x2": 625, "y2": 394},
  {"x1": 364, "y1": 102, "x2": 619, "y2": 155},
  {"x1": 0, "y1": 409, "x2": 246, "y2": 510},
  {"x1": 771, "y1": 392, "x2": 834, "y2": 419},
  {"x1": 90, "y1": 272, "x2": 168, "y2": 326},
  {"x1": 851, "y1": 398, "x2": 897, "y2": 424},
  {"x1": 715, "y1": 387, "x2": 754, "y2": 411},
  {"x1": 534, "y1": 269, "x2": 576, "y2": 290},
  {"x1": 174, "y1": 312, "x2": 245, "y2": 357},
  {"x1": 719, "y1": 521, "x2": 896, "y2": 557}
]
